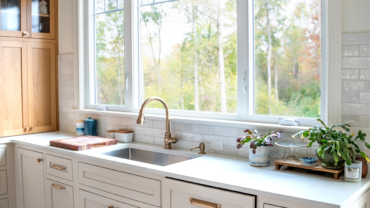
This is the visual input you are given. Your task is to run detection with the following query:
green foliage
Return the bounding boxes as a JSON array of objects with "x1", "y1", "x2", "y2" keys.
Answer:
[
  {"x1": 95, "y1": 0, "x2": 323, "y2": 118},
  {"x1": 294, "y1": 119, "x2": 370, "y2": 166},
  {"x1": 237, "y1": 129, "x2": 281, "y2": 154}
]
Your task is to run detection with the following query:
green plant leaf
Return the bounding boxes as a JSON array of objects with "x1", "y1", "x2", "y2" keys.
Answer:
[
  {"x1": 333, "y1": 152, "x2": 339, "y2": 166},
  {"x1": 360, "y1": 152, "x2": 370, "y2": 162}
]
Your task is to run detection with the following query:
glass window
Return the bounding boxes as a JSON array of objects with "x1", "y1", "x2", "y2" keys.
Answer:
[
  {"x1": 138, "y1": 0, "x2": 237, "y2": 114},
  {"x1": 253, "y1": 0, "x2": 322, "y2": 119},
  {"x1": 91, "y1": 0, "x2": 125, "y2": 106}
]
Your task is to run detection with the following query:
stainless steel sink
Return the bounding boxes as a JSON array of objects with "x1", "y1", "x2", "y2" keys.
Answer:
[{"x1": 101, "y1": 148, "x2": 199, "y2": 166}]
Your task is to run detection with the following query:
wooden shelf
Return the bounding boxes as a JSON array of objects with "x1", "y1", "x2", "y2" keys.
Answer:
[
  {"x1": 275, "y1": 157, "x2": 344, "y2": 180},
  {"x1": 32, "y1": 14, "x2": 50, "y2": 17}
]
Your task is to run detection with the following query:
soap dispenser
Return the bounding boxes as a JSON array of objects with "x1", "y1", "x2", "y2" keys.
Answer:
[{"x1": 84, "y1": 117, "x2": 98, "y2": 136}]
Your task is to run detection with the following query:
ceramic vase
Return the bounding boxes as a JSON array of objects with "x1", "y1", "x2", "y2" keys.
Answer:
[
  {"x1": 249, "y1": 146, "x2": 271, "y2": 167},
  {"x1": 316, "y1": 146, "x2": 345, "y2": 170}
]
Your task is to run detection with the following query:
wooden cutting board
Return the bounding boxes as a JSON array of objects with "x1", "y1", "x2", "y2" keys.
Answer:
[{"x1": 50, "y1": 136, "x2": 118, "y2": 151}]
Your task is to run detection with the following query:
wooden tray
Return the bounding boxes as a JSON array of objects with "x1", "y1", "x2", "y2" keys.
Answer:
[
  {"x1": 274, "y1": 158, "x2": 344, "y2": 180},
  {"x1": 50, "y1": 136, "x2": 117, "y2": 151}
]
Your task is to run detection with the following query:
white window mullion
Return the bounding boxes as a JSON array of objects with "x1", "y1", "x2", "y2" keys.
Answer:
[
  {"x1": 124, "y1": 0, "x2": 134, "y2": 110},
  {"x1": 236, "y1": 0, "x2": 249, "y2": 121}
]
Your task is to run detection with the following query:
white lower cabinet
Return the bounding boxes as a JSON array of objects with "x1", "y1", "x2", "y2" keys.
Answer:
[
  {"x1": 163, "y1": 178, "x2": 255, "y2": 208},
  {"x1": 79, "y1": 190, "x2": 137, "y2": 208},
  {"x1": 45, "y1": 179, "x2": 74, "y2": 208},
  {"x1": 0, "y1": 171, "x2": 8, "y2": 196},
  {"x1": 0, "y1": 198, "x2": 8, "y2": 208},
  {"x1": 17, "y1": 148, "x2": 45, "y2": 208}
]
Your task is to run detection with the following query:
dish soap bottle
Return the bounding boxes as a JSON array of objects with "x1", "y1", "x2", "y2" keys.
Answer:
[{"x1": 84, "y1": 117, "x2": 97, "y2": 136}]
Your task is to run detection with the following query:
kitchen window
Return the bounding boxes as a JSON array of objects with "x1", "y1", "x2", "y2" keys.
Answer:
[
  {"x1": 84, "y1": 0, "x2": 327, "y2": 126},
  {"x1": 87, "y1": 0, "x2": 125, "y2": 107}
]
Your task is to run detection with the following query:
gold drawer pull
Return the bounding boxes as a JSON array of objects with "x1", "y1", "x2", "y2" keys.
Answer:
[
  {"x1": 51, "y1": 184, "x2": 65, "y2": 190},
  {"x1": 52, "y1": 164, "x2": 66, "y2": 171},
  {"x1": 190, "y1": 198, "x2": 221, "y2": 208},
  {"x1": 108, "y1": 206, "x2": 114, "y2": 208}
]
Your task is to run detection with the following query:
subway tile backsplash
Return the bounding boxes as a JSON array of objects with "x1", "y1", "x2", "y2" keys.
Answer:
[
  {"x1": 59, "y1": 32, "x2": 370, "y2": 160},
  {"x1": 342, "y1": 32, "x2": 370, "y2": 129}
]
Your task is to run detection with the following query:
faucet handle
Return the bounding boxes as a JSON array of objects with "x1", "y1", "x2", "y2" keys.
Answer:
[{"x1": 191, "y1": 143, "x2": 206, "y2": 155}]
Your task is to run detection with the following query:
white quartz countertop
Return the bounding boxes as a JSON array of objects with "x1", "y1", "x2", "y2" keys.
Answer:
[{"x1": 3, "y1": 131, "x2": 370, "y2": 208}]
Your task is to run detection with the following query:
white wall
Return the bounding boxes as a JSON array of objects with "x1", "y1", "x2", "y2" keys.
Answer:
[
  {"x1": 342, "y1": 0, "x2": 370, "y2": 34},
  {"x1": 58, "y1": 0, "x2": 74, "y2": 54}
]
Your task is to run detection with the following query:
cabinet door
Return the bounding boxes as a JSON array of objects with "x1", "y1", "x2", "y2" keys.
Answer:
[
  {"x1": 45, "y1": 179, "x2": 73, "y2": 208},
  {"x1": 18, "y1": 148, "x2": 45, "y2": 208},
  {"x1": 0, "y1": 198, "x2": 9, "y2": 208},
  {"x1": 0, "y1": 0, "x2": 27, "y2": 37},
  {"x1": 28, "y1": 0, "x2": 55, "y2": 39},
  {"x1": 0, "y1": 41, "x2": 29, "y2": 137},
  {"x1": 79, "y1": 190, "x2": 136, "y2": 208},
  {"x1": 27, "y1": 42, "x2": 57, "y2": 133}
]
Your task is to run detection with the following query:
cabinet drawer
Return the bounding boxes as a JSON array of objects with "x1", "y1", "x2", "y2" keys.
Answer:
[
  {"x1": 0, "y1": 171, "x2": 7, "y2": 196},
  {"x1": 163, "y1": 179, "x2": 255, "y2": 208},
  {"x1": 0, "y1": 198, "x2": 8, "y2": 208},
  {"x1": 79, "y1": 190, "x2": 157, "y2": 208},
  {"x1": 45, "y1": 179, "x2": 74, "y2": 208},
  {"x1": 46, "y1": 154, "x2": 73, "y2": 181},
  {"x1": 78, "y1": 162, "x2": 161, "y2": 207}
]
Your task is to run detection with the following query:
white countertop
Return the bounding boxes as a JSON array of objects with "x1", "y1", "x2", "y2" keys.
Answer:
[{"x1": 3, "y1": 131, "x2": 370, "y2": 208}]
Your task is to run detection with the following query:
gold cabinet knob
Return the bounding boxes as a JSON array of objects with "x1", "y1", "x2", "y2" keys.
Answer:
[
  {"x1": 22, "y1": 31, "x2": 29, "y2": 37},
  {"x1": 108, "y1": 206, "x2": 114, "y2": 208},
  {"x1": 29, "y1": 127, "x2": 33, "y2": 131},
  {"x1": 37, "y1": 158, "x2": 43, "y2": 163}
]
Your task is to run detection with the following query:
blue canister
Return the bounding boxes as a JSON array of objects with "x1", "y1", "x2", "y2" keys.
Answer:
[{"x1": 84, "y1": 117, "x2": 98, "y2": 136}]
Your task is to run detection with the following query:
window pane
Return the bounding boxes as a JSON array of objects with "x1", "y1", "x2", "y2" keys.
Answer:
[
  {"x1": 139, "y1": 0, "x2": 237, "y2": 113},
  {"x1": 253, "y1": 0, "x2": 321, "y2": 118},
  {"x1": 118, "y1": 0, "x2": 124, "y2": 9},
  {"x1": 94, "y1": 10, "x2": 125, "y2": 105},
  {"x1": 106, "y1": 0, "x2": 117, "y2": 11},
  {"x1": 95, "y1": 0, "x2": 104, "y2": 13}
]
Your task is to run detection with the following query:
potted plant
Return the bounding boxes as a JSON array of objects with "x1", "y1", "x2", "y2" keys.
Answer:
[
  {"x1": 237, "y1": 129, "x2": 281, "y2": 167},
  {"x1": 294, "y1": 119, "x2": 370, "y2": 170}
]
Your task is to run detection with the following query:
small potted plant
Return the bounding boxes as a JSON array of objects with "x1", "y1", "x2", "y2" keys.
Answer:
[
  {"x1": 294, "y1": 119, "x2": 370, "y2": 170},
  {"x1": 237, "y1": 129, "x2": 281, "y2": 167}
]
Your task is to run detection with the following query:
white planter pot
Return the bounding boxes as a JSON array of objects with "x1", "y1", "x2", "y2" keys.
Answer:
[{"x1": 249, "y1": 146, "x2": 271, "y2": 167}]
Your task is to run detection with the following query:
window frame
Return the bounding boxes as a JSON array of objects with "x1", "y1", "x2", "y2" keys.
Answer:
[{"x1": 81, "y1": 0, "x2": 331, "y2": 127}]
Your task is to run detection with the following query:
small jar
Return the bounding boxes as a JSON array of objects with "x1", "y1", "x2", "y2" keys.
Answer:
[
  {"x1": 106, "y1": 130, "x2": 116, "y2": 139},
  {"x1": 76, "y1": 120, "x2": 84, "y2": 136},
  {"x1": 84, "y1": 117, "x2": 98, "y2": 136},
  {"x1": 345, "y1": 160, "x2": 362, "y2": 182}
]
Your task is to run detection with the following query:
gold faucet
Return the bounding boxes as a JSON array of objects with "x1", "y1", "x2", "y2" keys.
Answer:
[
  {"x1": 191, "y1": 143, "x2": 206, "y2": 155},
  {"x1": 137, "y1": 97, "x2": 178, "y2": 149}
]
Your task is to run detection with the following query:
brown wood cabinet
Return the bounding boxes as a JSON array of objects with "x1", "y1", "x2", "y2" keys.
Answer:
[
  {"x1": 0, "y1": 0, "x2": 58, "y2": 137},
  {"x1": 0, "y1": 0, "x2": 56, "y2": 39},
  {"x1": 0, "y1": 40, "x2": 57, "y2": 137}
]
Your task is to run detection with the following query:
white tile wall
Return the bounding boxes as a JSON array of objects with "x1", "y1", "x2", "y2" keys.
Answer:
[{"x1": 342, "y1": 33, "x2": 370, "y2": 132}]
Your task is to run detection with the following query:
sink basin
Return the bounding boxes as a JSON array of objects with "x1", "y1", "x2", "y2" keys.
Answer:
[{"x1": 101, "y1": 148, "x2": 199, "y2": 166}]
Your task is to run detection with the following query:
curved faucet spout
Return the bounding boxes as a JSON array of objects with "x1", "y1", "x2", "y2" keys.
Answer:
[{"x1": 136, "y1": 97, "x2": 177, "y2": 149}]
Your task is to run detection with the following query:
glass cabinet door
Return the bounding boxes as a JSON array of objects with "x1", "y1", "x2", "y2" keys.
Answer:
[
  {"x1": 30, "y1": 0, "x2": 55, "y2": 39},
  {"x1": 0, "y1": 0, "x2": 27, "y2": 37}
]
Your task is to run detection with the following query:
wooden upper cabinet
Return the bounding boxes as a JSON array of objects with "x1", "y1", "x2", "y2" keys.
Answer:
[
  {"x1": 0, "y1": 0, "x2": 27, "y2": 37},
  {"x1": 0, "y1": 0, "x2": 55, "y2": 39},
  {"x1": 0, "y1": 40, "x2": 29, "y2": 137},
  {"x1": 27, "y1": 0, "x2": 55, "y2": 39},
  {"x1": 27, "y1": 41, "x2": 57, "y2": 133}
]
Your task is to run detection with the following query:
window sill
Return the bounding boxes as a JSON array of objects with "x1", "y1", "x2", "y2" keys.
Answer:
[{"x1": 72, "y1": 109, "x2": 310, "y2": 132}]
